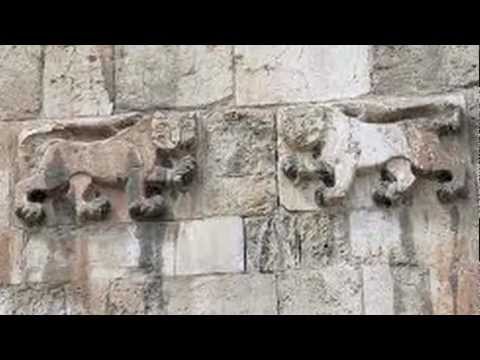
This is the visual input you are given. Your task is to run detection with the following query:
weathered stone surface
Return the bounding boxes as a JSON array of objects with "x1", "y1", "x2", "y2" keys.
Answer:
[
  {"x1": 116, "y1": 45, "x2": 233, "y2": 110},
  {"x1": 464, "y1": 88, "x2": 479, "y2": 210},
  {"x1": 176, "y1": 217, "x2": 244, "y2": 276},
  {"x1": 0, "y1": 174, "x2": 10, "y2": 227},
  {"x1": 349, "y1": 209, "x2": 406, "y2": 265},
  {"x1": 15, "y1": 217, "x2": 244, "y2": 286},
  {"x1": 0, "y1": 124, "x2": 19, "y2": 227},
  {"x1": 277, "y1": 264, "x2": 362, "y2": 315},
  {"x1": 245, "y1": 208, "x2": 334, "y2": 273},
  {"x1": 0, "y1": 284, "x2": 66, "y2": 315},
  {"x1": 391, "y1": 265, "x2": 433, "y2": 315},
  {"x1": 43, "y1": 45, "x2": 114, "y2": 118},
  {"x1": 235, "y1": 45, "x2": 370, "y2": 106},
  {"x1": 363, "y1": 264, "x2": 394, "y2": 315},
  {"x1": 278, "y1": 94, "x2": 468, "y2": 210},
  {"x1": 455, "y1": 263, "x2": 479, "y2": 315},
  {"x1": 406, "y1": 177, "x2": 476, "y2": 314},
  {"x1": 17, "y1": 224, "x2": 151, "y2": 286},
  {"x1": 0, "y1": 287, "x2": 15, "y2": 314},
  {"x1": 201, "y1": 109, "x2": 277, "y2": 217},
  {"x1": 164, "y1": 274, "x2": 276, "y2": 315},
  {"x1": 372, "y1": 45, "x2": 479, "y2": 95},
  {"x1": 0, "y1": 229, "x2": 24, "y2": 286},
  {"x1": 0, "y1": 45, "x2": 42, "y2": 121}
]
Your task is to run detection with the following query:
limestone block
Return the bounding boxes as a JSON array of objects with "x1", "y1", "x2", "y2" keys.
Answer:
[
  {"x1": 84, "y1": 225, "x2": 142, "y2": 279},
  {"x1": 18, "y1": 224, "x2": 150, "y2": 285},
  {"x1": 0, "y1": 174, "x2": 10, "y2": 227},
  {"x1": 175, "y1": 217, "x2": 244, "y2": 276},
  {"x1": 455, "y1": 263, "x2": 479, "y2": 315},
  {"x1": 0, "y1": 229, "x2": 25, "y2": 285},
  {"x1": 201, "y1": 109, "x2": 277, "y2": 217},
  {"x1": 43, "y1": 45, "x2": 114, "y2": 118},
  {"x1": 107, "y1": 277, "x2": 146, "y2": 315},
  {"x1": 235, "y1": 45, "x2": 370, "y2": 105},
  {"x1": 0, "y1": 284, "x2": 66, "y2": 315},
  {"x1": 277, "y1": 264, "x2": 362, "y2": 315},
  {"x1": 372, "y1": 45, "x2": 479, "y2": 95},
  {"x1": 245, "y1": 208, "x2": 334, "y2": 273},
  {"x1": 68, "y1": 275, "x2": 167, "y2": 315},
  {"x1": 0, "y1": 45, "x2": 42, "y2": 121},
  {"x1": 64, "y1": 279, "x2": 110, "y2": 315},
  {"x1": 0, "y1": 123, "x2": 20, "y2": 227},
  {"x1": 407, "y1": 177, "x2": 476, "y2": 314},
  {"x1": 363, "y1": 264, "x2": 395, "y2": 315},
  {"x1": 0, "y1": 287, "x2": 15, "y2": 314},
  {"x1": 116, "y1": 45, "x2": 233, "y2": 109},
  {"x1": 164, "y1": 274, "x2": 277, "y2": 315},
  {"x1": 391, "y1": 265, "x2": 433, "y2": 315},
  {"x1": 349, "y1": 209, "x2": 405, "y2": 265}
]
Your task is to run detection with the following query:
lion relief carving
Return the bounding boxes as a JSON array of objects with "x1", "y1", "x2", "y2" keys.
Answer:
[
  {"x1": 15, "y1": 112, "x2": 198, "y2": 227},
  {"x1": 278, "y1": 97, "x2": 469, "y2": 209}
]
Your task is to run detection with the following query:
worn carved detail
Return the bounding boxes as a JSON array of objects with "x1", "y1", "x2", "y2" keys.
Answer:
[
  {"x1": 129, "y1": 112, "x2": 198, "y2": 221},
  {"x1": 278, "y1": 95, "x2": 469, "y2": 209},
  {"x1": 14, "y1": 112, "x2": 198, "y2": 227}
]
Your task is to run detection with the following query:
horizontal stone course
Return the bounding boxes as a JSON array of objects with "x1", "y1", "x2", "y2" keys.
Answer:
[
  {"x1": 235, "y1": 45, "x2": 370, "y2": 106},
  {"x1": 372, "y1": 45, "x2": 479, "y2": 95},
  {"x1": 9, "y1": 216, "x2": 245, "y2": 287},
  {"x1": 43, "y1": 45, "x2": 114, "y2": 118},
  {"x1": 116, "y1": 45, "x2": 233, "y2": 110}
]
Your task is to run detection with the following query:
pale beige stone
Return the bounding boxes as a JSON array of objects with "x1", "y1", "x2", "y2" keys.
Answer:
[
  {"x1": 116, "y1": 45, "x2": 233, "y2": 109},
  {"x1": 175, "y1": 217, "x2": 244, "y2": 276},
  {"x1": 3, "y1": 284, "x2": 66, "y2": 315},
  {"x1": 201, "y1": 109, "x2": 277, "y2": 217},
  {"x1": 349, "y1": 209, "x2": 404, "y2": 265},
  {"x1": 0, "y1": 124, "x2": 17, "y2": 226},
  {"x1": 372, "y1": 45, "x2": 479, "y2": 95},
  {"x1": 391, "y1": 265, "x2": 433, "y2": 315},
  {"x1": 0, "y1": 228, "x2": 24, "y2": 286},
  {"x1": 0, "y1": 45, "x2": 42, "y2": 121},
  {"x1": 235, "y1": 45, "x2": 370, "y2": 106},
  {"x1": 43, "y1": 45, "x2": 114, "y2": 118},
  {"x1": 277, "y1": 264, "x2": 362, "y2": 315},
  {"x1": 164, "y1": 274, "x2": 277, "y2": 315},
  {"x1": 363, "y1": 264, "x2": 394, "y2": 315},
  {"x1": 245, "y1": 209, "x2": 334, "y2": 273}
]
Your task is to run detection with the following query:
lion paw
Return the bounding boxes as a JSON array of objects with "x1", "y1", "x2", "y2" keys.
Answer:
[
  {"x1": 437, "y1": 182, "x2": 468, "y2": 204},
  {"x1": 78, "y1": 196, "x2": 111, "y2": 222},
  {"x1": 282, "y1": 156, "x2": 299, "y2": 181},
  {"x1": 173, "y1": 156, "x2": 197, "y2": 190},
  {"x1": 15, "y1": 202, "x2": 46, "y2": 227},
  {"x1": 129, "y1": 195, "x2": 167, "y2": 220}
]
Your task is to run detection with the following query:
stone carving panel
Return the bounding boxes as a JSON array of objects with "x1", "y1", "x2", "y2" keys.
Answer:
[
  {"x1": 14, "y1": 112, "x2": 199, "y2": 227},
  {"x1": 278, "y1": 94, "x2": 470, "y2": 211}
]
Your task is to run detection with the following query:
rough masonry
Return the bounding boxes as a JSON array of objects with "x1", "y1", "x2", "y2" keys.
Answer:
[{"x1": 0, "y1": 45, "x2": 478, "y2": 315}]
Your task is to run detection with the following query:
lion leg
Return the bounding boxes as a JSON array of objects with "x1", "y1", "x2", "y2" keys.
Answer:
[
  {"x1": 128, "y1": 167, "x2": 167, "y2": 221},
  {"x1": 436, "y1": 164, "x2": 469, "y2": 203},
  {"x1": 15, "y1": 170, "x2": 70, "y2": 227},
  {"x1": 70, "y1": 175, "x2": 111, "y2": 223},
  {"x1": 315, "y1": 161, "x2": 355, "y2": 207},
  {"x1": 373, "y1": 158, "x2": 417, "y2": 207},
  {"x1": 172, "y1": 155, "x2": 197, "y2": 192}
]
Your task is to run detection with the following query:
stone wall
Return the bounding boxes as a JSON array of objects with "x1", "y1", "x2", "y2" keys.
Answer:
[{"x1": 0, "y1": 45, "x2": 478, "y2": 315}]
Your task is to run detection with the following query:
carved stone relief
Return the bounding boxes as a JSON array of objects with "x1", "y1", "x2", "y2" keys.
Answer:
[
  {"x1": 278, "y1": 94, "x2": 470, "y2": 211},
  {"x1": 13, "y1": 94, "x2": 471, "y2": 226},
  {"x1": 14, "y1": 112, "x2": 198, "y2": 227}
]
